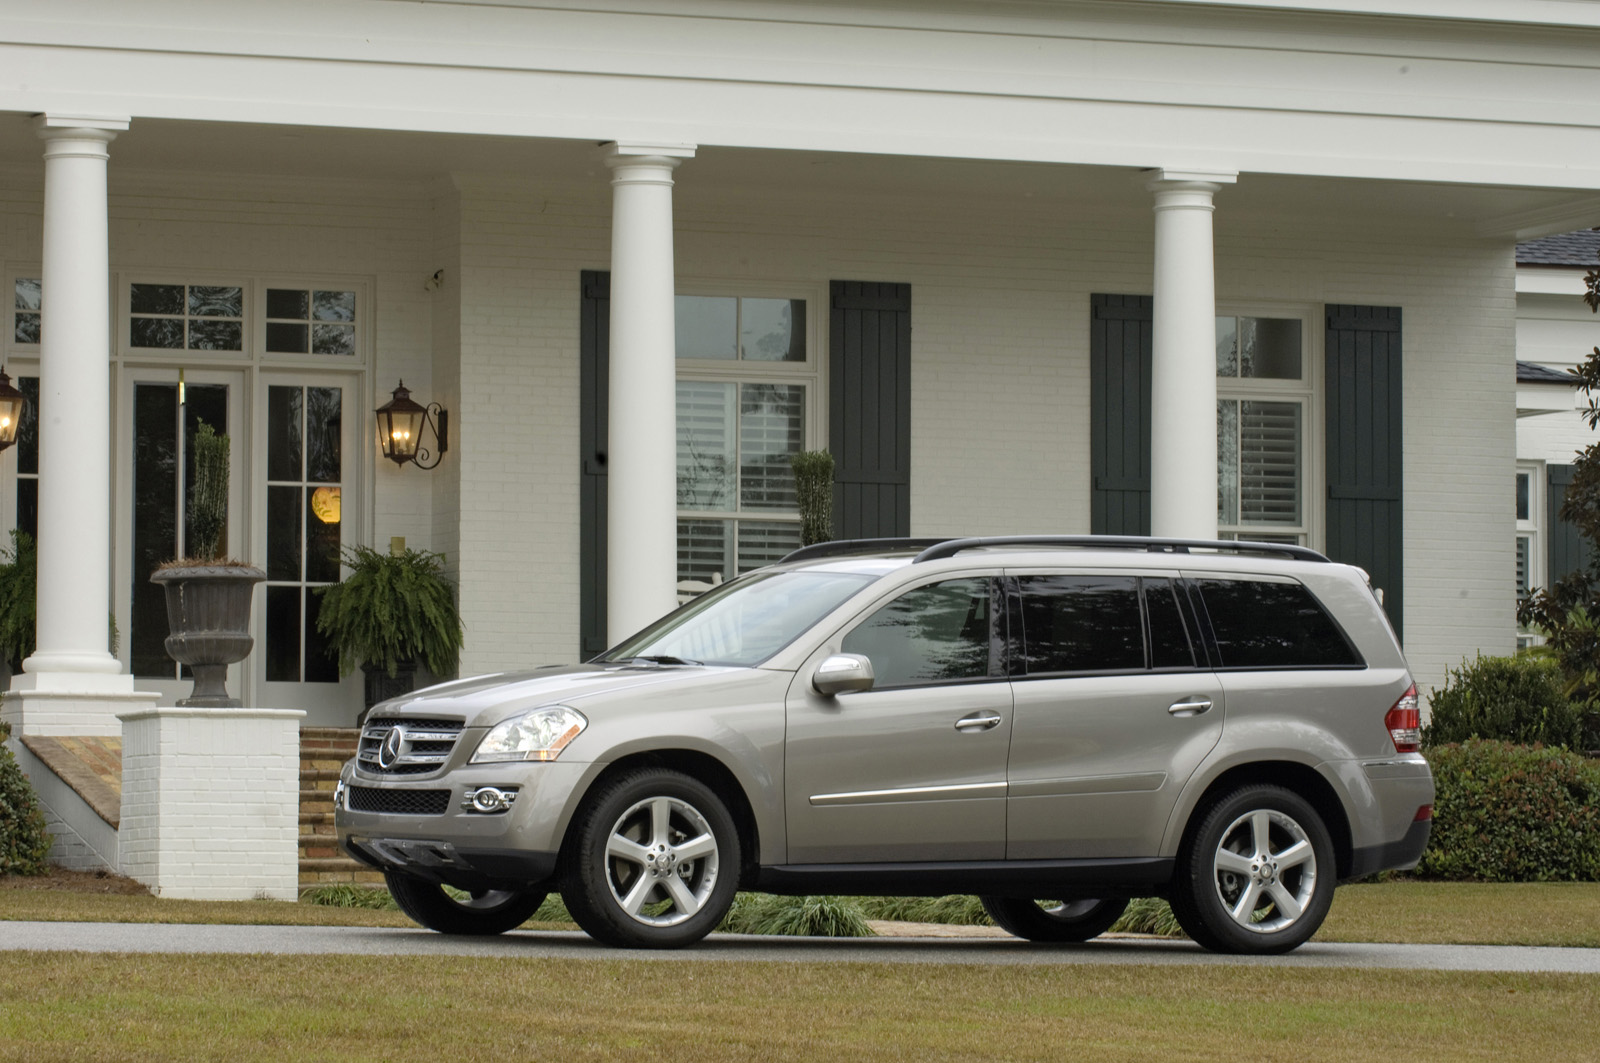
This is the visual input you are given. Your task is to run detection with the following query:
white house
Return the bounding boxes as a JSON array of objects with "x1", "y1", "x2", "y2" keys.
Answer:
[{"x1": 0, "y1": 1, "x2": 1596, "y2": 758}]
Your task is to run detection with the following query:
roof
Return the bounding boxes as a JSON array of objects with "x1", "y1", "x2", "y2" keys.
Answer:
[
  {"x1": 1517, "y1": 229, "x2": 1600, "y2": 267},
  {"x1": 1517, "y1": 361, "x2": 1577, "y2": 385}
]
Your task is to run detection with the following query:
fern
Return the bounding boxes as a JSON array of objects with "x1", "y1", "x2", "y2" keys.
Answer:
[
  {"x1": 314, "y1": 545, "x2": 464, "y2": 678},
  {"x1": 0, "y1": 529, "x2": 35, "y2": 668}
]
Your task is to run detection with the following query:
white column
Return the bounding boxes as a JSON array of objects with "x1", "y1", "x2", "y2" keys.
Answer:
[
  {"x1": 1147, "y1": 169, "x2": 1237, "y2": 541},
  {"x1": 603, "y1": 141, "x2": 695, "y2": 643},
  {"x1": 1, "y1": 116, "x2": 155, "y2": 737}
]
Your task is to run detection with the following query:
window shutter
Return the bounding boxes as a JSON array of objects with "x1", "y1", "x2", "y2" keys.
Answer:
[
  {"x1": 1090, "y1": 294, "x2": 1152, "y2": 535},
  {"x1": 1325, "y1": 304, "x2": 1403, "y2": 639},
  {"x1": 829, "y1": 281, "x2": 911, "y2": 538},
  {"x1": 579, "y1": 270, "x2": 610, "y2": 656},
  {"x1": 1547, "y1": 463, "x2": 1591, "y2": 586}
]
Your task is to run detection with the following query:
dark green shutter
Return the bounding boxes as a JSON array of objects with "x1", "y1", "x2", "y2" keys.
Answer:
[
  {"x1": 579, "y1": 270, "x2": 610, "y2": 656},
  {"x1": 1547, "y1": 464, "x2": 1591, "y2": 586},
  {"x1": 1325, "y1": 304, "x2": 1403, "y2": 639},
  {"x1": 830, "y1": 281, "x2": 911, "y2": 538},
  {"x1": 1090, "y1": 294, "x2": 1153, "y2": 535}
]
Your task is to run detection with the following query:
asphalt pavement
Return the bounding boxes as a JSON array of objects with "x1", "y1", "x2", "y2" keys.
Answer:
[{"x1": 3, "y1": 921, "x2": 1598, "y2": 972}]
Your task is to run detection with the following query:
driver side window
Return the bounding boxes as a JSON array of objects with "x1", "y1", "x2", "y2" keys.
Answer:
[{"x1": 841, "y1": 577, "x2": 996, "y2": 689}]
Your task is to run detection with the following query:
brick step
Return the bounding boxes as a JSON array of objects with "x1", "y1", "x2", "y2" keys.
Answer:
[
  {"x1": 300, "y1": 767, "x2": 343, "y2": 783},
  {"x1": 300, "y1": 810, "x2": 336, "y2": 826},
  {"x1": 300, "y1": 856, "x2": 374, "y2": 874}
]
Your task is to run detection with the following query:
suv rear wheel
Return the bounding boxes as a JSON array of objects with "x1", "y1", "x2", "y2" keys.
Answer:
[
  {"x1": 1170, "y1": 784, "x2": 1335, "y2": 954},
  {"x1": 385, "y1": 871, "x2": 547, "y2": 935},
  {"x1": 979, "y1": 896, "x2": 1129, "y2": 943},
  {"x1": 561, "y1": 767, "x2": 741, "y2": 949}
]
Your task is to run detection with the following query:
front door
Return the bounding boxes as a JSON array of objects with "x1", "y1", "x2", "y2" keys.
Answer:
[{"x1": 785, "y1": 575, "x2": 1011, "y2": 863}]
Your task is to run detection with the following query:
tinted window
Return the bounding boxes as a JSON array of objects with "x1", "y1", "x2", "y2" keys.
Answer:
[
  {"x1": 842, "y1": 578, "x2": 994, "y2": 688},
  {"x1": 1015, "y1": 575, "x2": 1144, "y2": 674},
  {"x1": 1145, "y1": 578, "x2": 1196, "y2": 669},
  {"x1": 1199, "y1": 578, "x2": 1361, "y2": 668}
]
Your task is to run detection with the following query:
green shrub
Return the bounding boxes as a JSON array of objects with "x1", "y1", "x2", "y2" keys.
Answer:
[
  {"x1": 1423, "y1": 654, "x2": 1584, "y2": 749},
  {"x1": 0, "y1": 721, "x2": 50, "y2": 876},
  {"x1": 719, "y1": 893, "x2": 875, "y2": 937},
  {"x1": 1416, "y1": 740, "x2": 1600, "y2": 882}
]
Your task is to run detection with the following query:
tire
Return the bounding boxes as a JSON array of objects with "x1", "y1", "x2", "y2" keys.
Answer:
[
  {"x1": 561, "y1": 767, "x2": 742, "y2": 949},
  {"x1": 978, "y1": 896, "x2": 1129, "y2": 943},
  {"x1": 384, "y1": 870, "x2": 547, "y2": 936},
  {"x1": 1169, "y1": 784, "x2": 1336, "y2": 955}
]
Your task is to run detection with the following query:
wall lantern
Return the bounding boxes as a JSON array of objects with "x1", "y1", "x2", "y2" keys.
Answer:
[
  {"x1": 376, "y1": 380, "x2": 448, "y2": 470},
  {"x1": 0, "y1": 368, "x2": 27, "y2": 452}
]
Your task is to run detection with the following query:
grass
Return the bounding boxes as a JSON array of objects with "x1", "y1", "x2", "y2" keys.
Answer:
[
  {"x1": 0, "y1": 953, "x2": 1593, "y2": 1062},
  {"x1": 8, "y1": 878, "x2": 1600, "y2": 947}
]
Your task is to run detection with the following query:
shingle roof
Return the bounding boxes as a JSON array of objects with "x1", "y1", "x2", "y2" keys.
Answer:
[
  {"x1": 1517, "y1": 360, "x2": 1577, "y2": 384},
  {"x1": 1517, "y1": 229, "x2": 1600, "y2": 266}
]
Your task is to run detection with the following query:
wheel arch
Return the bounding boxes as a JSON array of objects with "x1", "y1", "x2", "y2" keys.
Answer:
[
  {"x1": 1172, "y1": 761, "x2": 1355, "y2": 880},
  {"x1": 564, "y1": 749, "x2": 764, "y2": 888}
]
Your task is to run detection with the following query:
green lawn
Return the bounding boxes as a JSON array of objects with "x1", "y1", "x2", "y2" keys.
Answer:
[{"x1": 0, "y1": 953, "x2": 1592, "y2": 1063}]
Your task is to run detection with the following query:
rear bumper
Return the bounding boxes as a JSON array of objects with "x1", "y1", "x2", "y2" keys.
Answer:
[{"x1": 1344, "y1": 817, "x2": 1431, "y2": 880}]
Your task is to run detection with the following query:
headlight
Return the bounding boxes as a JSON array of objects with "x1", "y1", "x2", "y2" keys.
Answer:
[{"x1": 471, "y1": 705, "x2": 588, "y2": 763}]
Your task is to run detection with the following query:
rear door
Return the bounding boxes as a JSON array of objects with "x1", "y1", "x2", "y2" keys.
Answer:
[
  {"x1": 785, "y1": 574, "x2": 1012, "y2": 863},
  {"x1": 1004, "y1": 571, "x2": 1223, "y2": 859}
]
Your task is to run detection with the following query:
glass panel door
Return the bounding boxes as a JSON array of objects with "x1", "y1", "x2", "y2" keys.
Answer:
[
  {"x1": 256, "y1": 374, "x2": 362, "y2": 723},
  {"x1": 117, "y1": 368, "x2": 245, "y2": 706}
]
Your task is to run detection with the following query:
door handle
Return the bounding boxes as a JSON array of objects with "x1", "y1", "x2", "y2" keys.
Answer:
[
  {"x1": 1167, "y1": 697, "x2": 1213, "y2": 717},
  {"x1": 955, "y1": 711, "x2": 1003, "y2": 733}
]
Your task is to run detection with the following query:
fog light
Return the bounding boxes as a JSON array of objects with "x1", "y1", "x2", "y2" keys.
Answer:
[{"x1": 462, "y1": 786, "x2": 518, "y2": 814}]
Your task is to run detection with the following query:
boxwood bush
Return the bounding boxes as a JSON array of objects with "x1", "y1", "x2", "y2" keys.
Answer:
[
  {"x1": 0, "y1": 721, "x2": 50, "y2": 876},
  {"x1": 1417, "y1": 739, "x2": 1600, "y2": 881},
  {"x1": 1423, "y1": 654, "x2": 1585, "y2": 749}
]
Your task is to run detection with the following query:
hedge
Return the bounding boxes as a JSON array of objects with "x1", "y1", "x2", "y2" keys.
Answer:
[
  {"x1": 1417, "y1": 740, "x2": 1600, "y2": 882},
  {"x1": 0, "y1": 720, "x2": 50, "y2": 876},
  {"x1": 1423, "y1": 654, "x2": 1585, "y2": 749}
]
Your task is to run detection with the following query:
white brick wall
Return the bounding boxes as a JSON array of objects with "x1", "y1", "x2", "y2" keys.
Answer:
[
  {"x1": 117, "y1": 708, "x2": 303, "y2": 900},
  {"x1": 4, "y1": 739, "x2": 118, "y2": 872}
]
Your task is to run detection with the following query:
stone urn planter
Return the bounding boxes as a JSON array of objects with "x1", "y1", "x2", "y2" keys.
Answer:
[{"x1": 149, "y1": 564, "x2": 266, "y2": 707}]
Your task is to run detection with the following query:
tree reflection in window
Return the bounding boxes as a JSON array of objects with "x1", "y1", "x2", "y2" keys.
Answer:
[{"x1": 842, "y1": 578, "x2": 993, "y2": 688}]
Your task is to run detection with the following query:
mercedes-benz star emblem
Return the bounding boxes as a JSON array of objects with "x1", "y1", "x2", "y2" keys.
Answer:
[{"x1": 377, "y1": 726, "x2": 406, "y2": 770}]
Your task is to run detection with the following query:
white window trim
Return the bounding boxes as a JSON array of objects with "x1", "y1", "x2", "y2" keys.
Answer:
[{"x1": 1215, "y1": 303, "x2": 1323, "y2": 550}]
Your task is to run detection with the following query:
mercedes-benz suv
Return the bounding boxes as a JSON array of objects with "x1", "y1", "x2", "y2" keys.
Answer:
[{"x1": 335, "y1": 535, "x2": 1432, "y2": 954}]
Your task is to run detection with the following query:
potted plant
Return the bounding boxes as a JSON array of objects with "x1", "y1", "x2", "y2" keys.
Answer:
[
  {"x1": 314, "y1": 543, "x2": 465, "y2": 711},
  {"x1": 149, "y1": 421, "x2": 264, "y2": 707}
]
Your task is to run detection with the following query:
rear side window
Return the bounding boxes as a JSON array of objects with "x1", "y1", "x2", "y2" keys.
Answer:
[
  {"x1": 842, "y1": 578, "x2": 996, "y2": 688},
  {"x1": 1011, "y1": 575, "x2": 1197, "y2": 674},
  {"x1": 1198, "y1": 578, "x2": 1362, "y2": 668}
]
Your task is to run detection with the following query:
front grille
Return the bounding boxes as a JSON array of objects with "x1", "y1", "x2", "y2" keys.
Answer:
[
  {"x1": 347, "y1": 786, "x2": 451, "y2": 816},
  {"x1": 358, "y1": 717, "x2": 465, "y2": 776}
]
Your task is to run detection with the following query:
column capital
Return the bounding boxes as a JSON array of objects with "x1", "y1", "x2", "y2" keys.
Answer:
[
  {"x1": 1145, "y1": 167, "x2": 1238, "y2": 187},
  {"x1": 34, "y1": 113, "x2": 129, "y2": 139},
  {"x1": 602, "y1": 141, "x2": 697, "y2": 161}
]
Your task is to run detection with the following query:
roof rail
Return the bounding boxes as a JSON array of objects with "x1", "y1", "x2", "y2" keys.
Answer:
[
  {"x1": 780, "y1": 538, "x2": 954, "y2": 564},
  {"x1": 911, "y1": 536, "x2": 1331, "y2": 564}
]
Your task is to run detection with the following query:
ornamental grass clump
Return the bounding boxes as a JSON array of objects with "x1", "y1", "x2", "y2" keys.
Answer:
[
  {"x1": 790, "y1": 450, "x2": 835, "y2": 547},
  {"x1": 0, "y1": 721, "x2": 50, "y2": 876},
  {"x1": 718, "y1": 893, "x2": 875, "y2": 937},
  {"x1": 188, "y1": 420, "x2": 229, "y2": 561},
  {"x1": 314, "y1": 545, "x2": 465, "y2": 679}
]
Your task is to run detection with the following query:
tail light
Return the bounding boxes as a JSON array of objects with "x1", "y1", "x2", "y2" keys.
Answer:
[{"x1": 1386, "y1": 684, "x2": 1420, "y2": 753}]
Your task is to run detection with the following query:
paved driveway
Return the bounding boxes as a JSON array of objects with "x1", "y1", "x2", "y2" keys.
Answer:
[{"x1": 5, "y1": 921, "x2": 1598, "y2": 973}]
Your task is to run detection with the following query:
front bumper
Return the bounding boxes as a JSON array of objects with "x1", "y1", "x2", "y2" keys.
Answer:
[{"x1": 334, "y1": 758, "x2": 590, "y2": 891}]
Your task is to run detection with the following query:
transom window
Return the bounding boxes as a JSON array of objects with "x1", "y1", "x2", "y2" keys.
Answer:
[
  {"x1": 675, "y1": 294, "x2": 814, "y2": 589},
  {"x1": 130, "y1": 283, "x2": 244, "y2": 351},
  {"x1": 13, "y1": 278, "x2": 40, "y2": 345},
  {"x1": 1216, "y1": 314, "x2": 1312, "y2": 545}
]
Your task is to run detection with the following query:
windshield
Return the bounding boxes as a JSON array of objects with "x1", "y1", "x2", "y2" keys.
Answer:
[{"x1": 599, "y1": 569, "x2": 877, "y2": 667}]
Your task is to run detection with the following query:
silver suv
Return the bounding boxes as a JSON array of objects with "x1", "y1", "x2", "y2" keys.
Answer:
[{"x1": 336, "y1": 536, "x2": 1432, "y2": 954}]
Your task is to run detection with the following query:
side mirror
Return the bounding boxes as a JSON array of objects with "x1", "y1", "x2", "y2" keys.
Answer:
[{"x1": 812, "y1": 653, "x2": 875, "y2": 697}]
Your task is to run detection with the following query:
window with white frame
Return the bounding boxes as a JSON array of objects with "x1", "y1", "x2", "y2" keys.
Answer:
[
  {"x1": 675, "y1": 294, "x2": 813, "y2": 590},
  {"x1": 1516, "y1": 463, "x2": 1541, "y2": 598},
  {"x1": 1216, "y1": 314, "x2": 1313, "y2": 545}
]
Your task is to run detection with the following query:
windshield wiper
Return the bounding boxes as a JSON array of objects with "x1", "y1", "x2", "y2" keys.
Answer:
[{"x1": 624, "y1": 655, "x2": 702, "y2": 667}]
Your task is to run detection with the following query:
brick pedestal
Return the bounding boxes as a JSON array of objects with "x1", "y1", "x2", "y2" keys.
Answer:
[{"x1": 118, "y1": 707, "x2": 305, "y2": 900}]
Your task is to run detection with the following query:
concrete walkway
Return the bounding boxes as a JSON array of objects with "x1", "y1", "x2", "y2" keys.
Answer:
[{"x1": 4, "y1": 921, "x2": 1598, "y2": 973}]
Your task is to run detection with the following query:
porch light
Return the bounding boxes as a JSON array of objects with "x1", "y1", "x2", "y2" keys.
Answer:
[
  {"x1": 375, "y1": 380, "x2": 448, "y2": 470},
  {"x1": 0, "y1": 368, "x2": 26, "y2": 452}
]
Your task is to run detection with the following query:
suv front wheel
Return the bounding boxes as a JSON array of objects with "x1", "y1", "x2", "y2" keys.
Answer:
[
  {"x1": 1171, "y1": 784, "x2": 1336, "y2": 955},
  {"x1": 979, "y1": 896, "x2": 1129, "y2": 943},
  {"x1": 561, "y1": 767, "x2": 742, "y2": 949},
  {"x1": 385, "y1": 871, "x2": 547, "y2": 935}
]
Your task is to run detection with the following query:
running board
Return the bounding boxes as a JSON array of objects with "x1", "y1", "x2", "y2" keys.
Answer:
[{"x1": 754, "y1": 857, "x2": 1173, "y2": 897}]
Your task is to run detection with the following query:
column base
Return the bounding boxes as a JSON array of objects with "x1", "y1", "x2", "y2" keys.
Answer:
[
  {"x1": 2, "y1": 671, "x2": 159, "y2": 737},
  {"x1": 117, "y1": 707, "x2": 306, "y2": 900}
]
